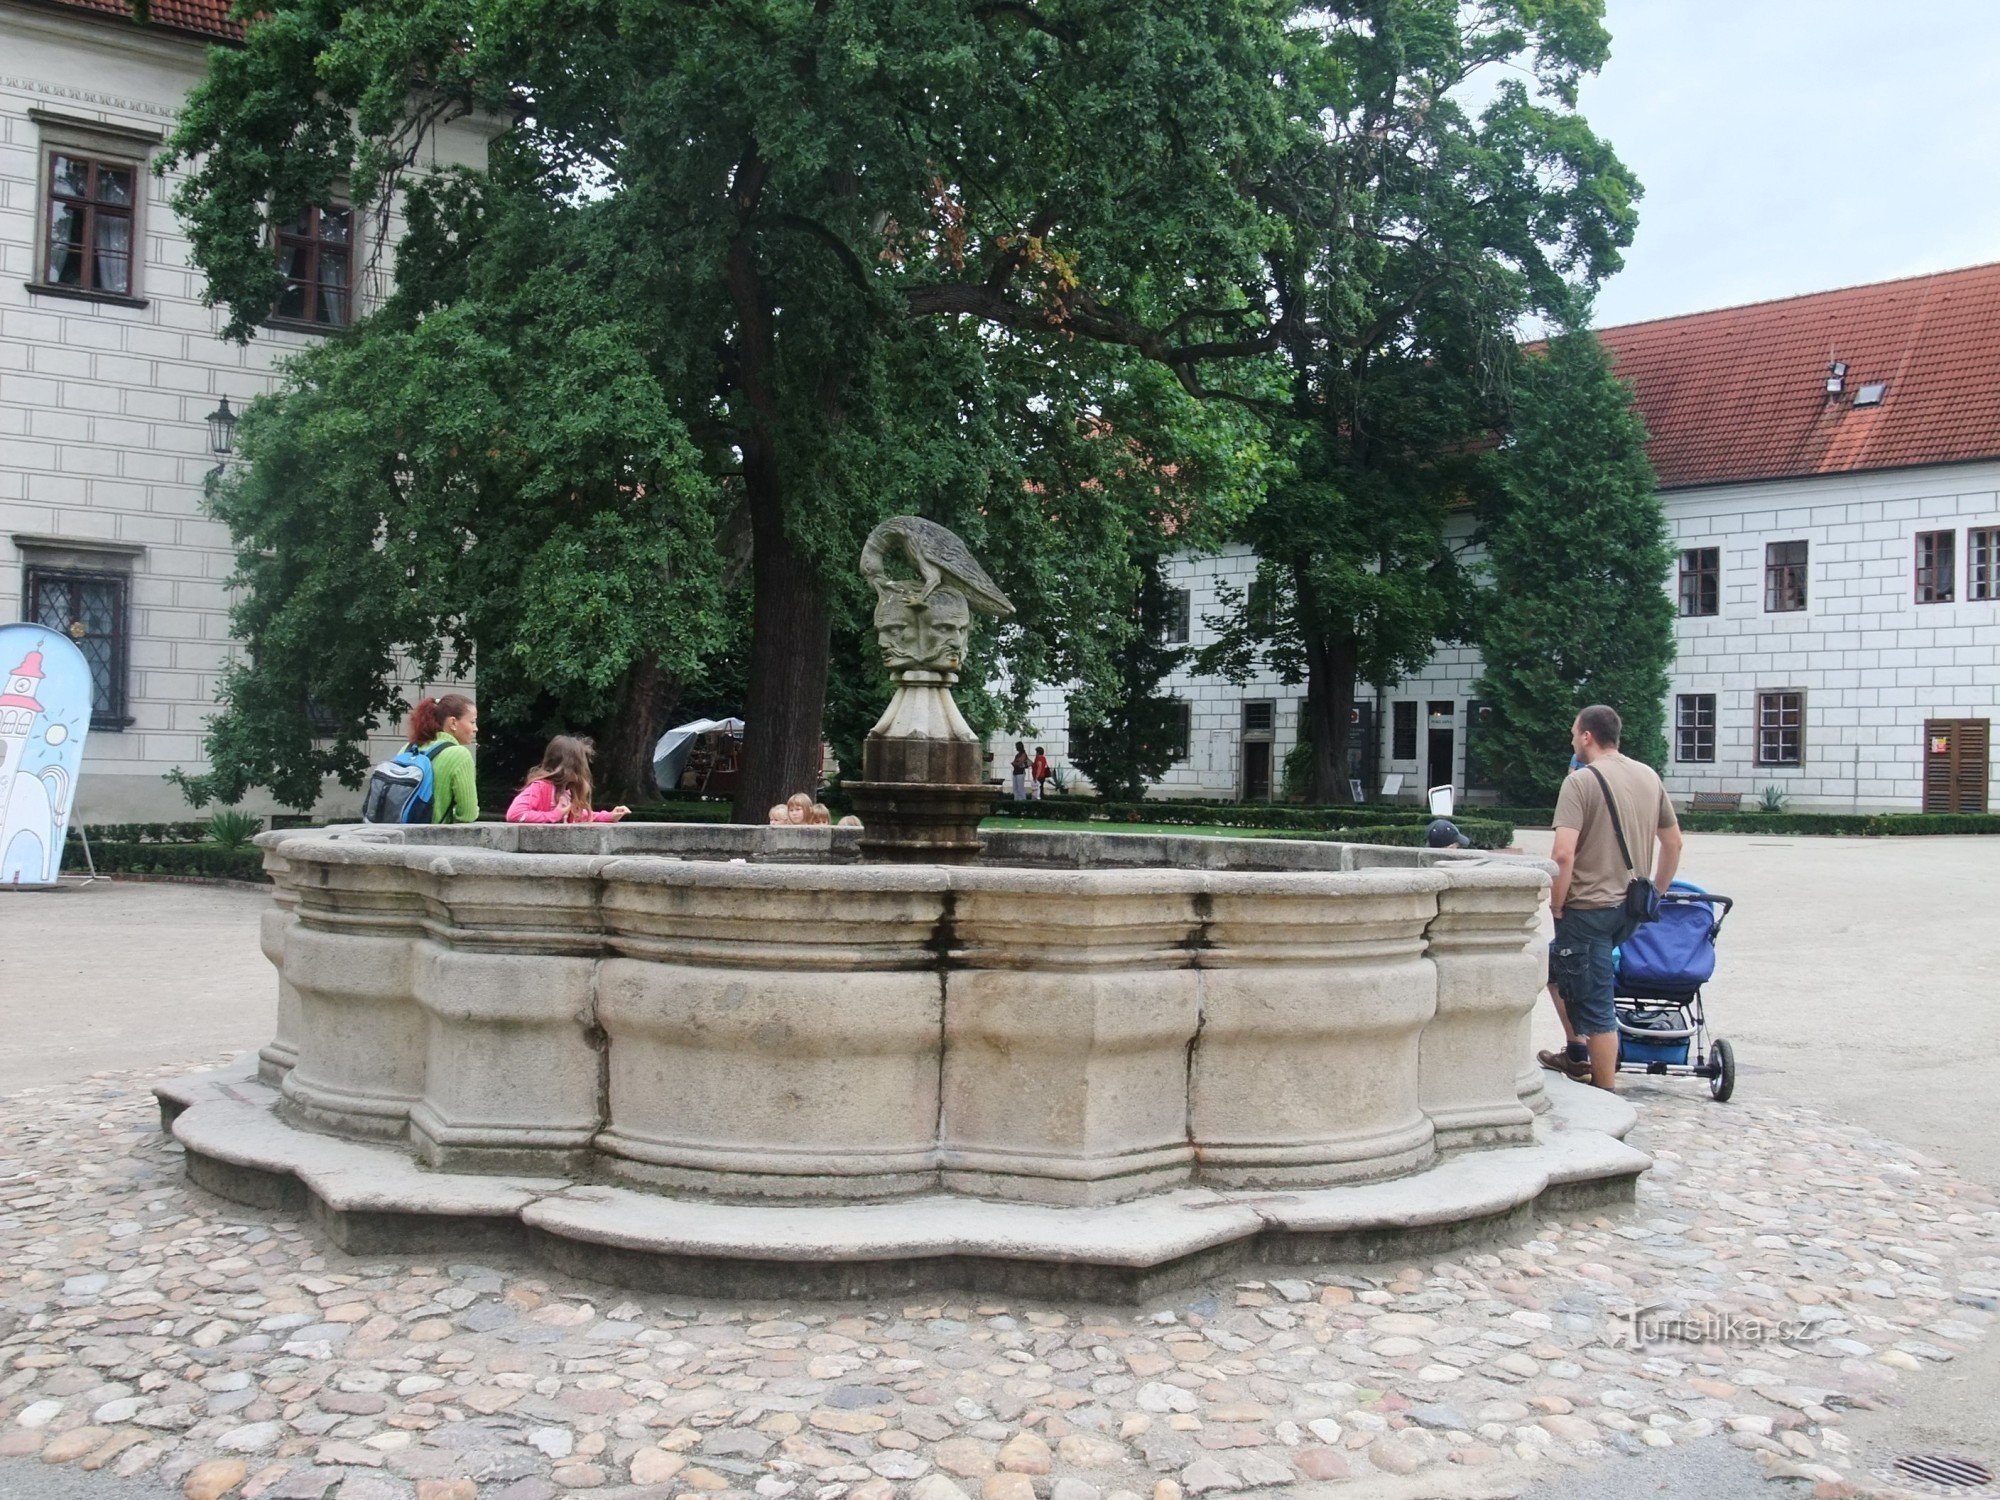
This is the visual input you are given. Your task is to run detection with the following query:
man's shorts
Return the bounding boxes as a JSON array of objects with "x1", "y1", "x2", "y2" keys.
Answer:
[{"x1": 1548, "y1": 905, "x2": 1630, "y2": 1037}]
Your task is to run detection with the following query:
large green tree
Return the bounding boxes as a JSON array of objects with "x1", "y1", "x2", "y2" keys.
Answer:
[
  {"x1": 1473, "y1": 330, "x2": 1673, "y2": 804},
  {"x1": 166, "y1": 0, "x2": 1294, "y2": 814},
  {"x1": 1197, "y1": 0, "x2": 1640, "y2": 802},
  {"x1": 1067, "y1": 553, "x2": 1192, "y2": 800}
]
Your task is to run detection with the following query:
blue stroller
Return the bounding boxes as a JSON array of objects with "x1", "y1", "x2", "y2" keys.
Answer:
[{"x1": 1613, "y1": 882, "x2": 1736, "y2": 1101}]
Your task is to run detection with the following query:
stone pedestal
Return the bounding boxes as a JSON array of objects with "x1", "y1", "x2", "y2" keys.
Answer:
[{"x1": 849, "y1": 669, "x2": 996, "y2": 863}]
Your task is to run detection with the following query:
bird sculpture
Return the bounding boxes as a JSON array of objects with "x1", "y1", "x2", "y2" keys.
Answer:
[{"x1": 860, "y1": 516, "x2": 1015, "y2": 619}]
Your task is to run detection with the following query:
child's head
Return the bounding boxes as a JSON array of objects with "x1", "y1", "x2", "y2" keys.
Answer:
[
  {"x1": 809, "y1": 803, "x2": 831, "y2": 825},
  {"x1": 768, "y1": 803, "x2": 790, "y2": 825},
  {"x1": 837, "y1": 814, "x2": 862, "y2": 828},
  {"x1": 785, "y1": 792, "x2": 811, "y2": 824},
  {"x1": 529, "y1": 735, "x2": 596, "y2": 813}
]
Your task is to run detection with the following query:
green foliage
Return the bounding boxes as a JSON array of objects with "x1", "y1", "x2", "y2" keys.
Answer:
[
  {"x1": 990, "y1": 797, "x2": 1514, "y2": 848},
  {"x1": 1067, "y1": 556, "x2": 1191, "y2": 801},
  {"x1": 1199, "y1": 0, "x2": 1641, "y2": 803},
  {"x1": 86, "y1": 843, "x2": 272, "y2": 883},
  {"x1": 1454, "y1": 806, "x2": 2000, "y2": 837},
  {"x1": 68, "y1": 821, "x2": 213, "y2": 845},
  {"x1": 162, "y1": 0, "x2": 1296, "y2": 814},
  {"x1": 1758, "y1": 784, "x2": 1790, "y2": 813},
  {"x1": 204, "y1": 810, "x2": 265, "y2": 849},
  {"x1": 618, "y1": 802, "x2": 739, "y2": 825},
  {"x1": 1472, "y1": 332, "x2": 1673, "y2": 804}
]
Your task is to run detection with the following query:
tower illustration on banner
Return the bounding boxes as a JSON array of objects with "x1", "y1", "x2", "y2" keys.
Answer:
[{"x1": 0, "y1": 623, "x2": 93, "y2": 884}]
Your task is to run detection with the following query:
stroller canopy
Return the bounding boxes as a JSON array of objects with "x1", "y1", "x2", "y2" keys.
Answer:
[
  {"x1": 1617, "y1": 895, "x2": 1720, "y2": 992},
  {"x1": 652, "y1": 717, "x2": 745, "y2": 792}
]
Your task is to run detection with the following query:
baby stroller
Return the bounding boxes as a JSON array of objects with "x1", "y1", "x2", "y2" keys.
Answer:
[{"x1": 1613, "y1": 882, "x2": 1736, "y2": 1101}]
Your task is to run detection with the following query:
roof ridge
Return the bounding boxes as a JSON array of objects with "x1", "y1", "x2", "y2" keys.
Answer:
[{"x1": 1595, "y1": 259, "x2": 2000, "y2": 335}]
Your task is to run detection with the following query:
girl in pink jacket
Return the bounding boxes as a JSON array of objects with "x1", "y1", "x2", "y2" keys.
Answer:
[{"x1": 505, "y1": 736, "x2": 631, "y2": 823}]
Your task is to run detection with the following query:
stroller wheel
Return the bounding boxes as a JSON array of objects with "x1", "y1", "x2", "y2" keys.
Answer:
[{"x1": 1709, "y1": 1038, "x2": 1736, "y2": 1103}]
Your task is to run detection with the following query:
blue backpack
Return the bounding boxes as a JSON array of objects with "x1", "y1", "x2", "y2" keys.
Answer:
[{"x1": 361, "y1": 742, "x2": 447, "y2": 824}]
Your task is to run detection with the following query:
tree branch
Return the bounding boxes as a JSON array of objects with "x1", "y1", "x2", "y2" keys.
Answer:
[{"x1": 773, "y1": 212, "x2": 871, "y2": 294}]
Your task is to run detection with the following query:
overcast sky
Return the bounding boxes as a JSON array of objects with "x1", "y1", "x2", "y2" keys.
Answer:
[{"x1": 1575, "y1": 0, "x2": 2000, "y2": 329}]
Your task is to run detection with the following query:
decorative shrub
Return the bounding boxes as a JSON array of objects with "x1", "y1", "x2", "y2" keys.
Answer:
[
  {"x1": 80, "y1": 842, "x2": 270, "y2": 882},
  {"x1": 988, "y1": 798, "x2": 1514, "y2": 848},
  {"x1": 205, "y1": 810, "x2": 265, "y2": 849}
]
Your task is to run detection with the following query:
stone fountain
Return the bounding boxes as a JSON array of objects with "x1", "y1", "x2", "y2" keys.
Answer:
[{"x1": 159, "y1": 520, "x2": 1647, "y2": 1298}]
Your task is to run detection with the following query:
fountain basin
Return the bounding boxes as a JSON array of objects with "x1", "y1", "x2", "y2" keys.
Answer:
[{"x1": 162, "y1": 821, "x2": 1648, "y2": 1295}]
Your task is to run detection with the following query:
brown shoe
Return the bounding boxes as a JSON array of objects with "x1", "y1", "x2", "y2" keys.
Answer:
[{"x1": 1537, "y1": 1048, "x2": 1591, "y2": 1081}]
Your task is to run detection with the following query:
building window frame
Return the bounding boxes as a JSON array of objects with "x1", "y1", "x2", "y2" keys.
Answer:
[
  {"x1": 23, "y1": 563, "x2": 133, "y2": 730},
  {"x1": 1764, "y1": 540, "x2": 1808, "y2": 613},
  {"x1": 1166, "y1": 700, "x2": 1191, "y2": 762},
  {"x1": 1915, "y1": 530, "x2": 1956, "y2": 604},
  {"x1": 1677, "y1": 547, "x2": 1720, "y2": 617},
  {"x1": 1160, "y1": 587, "x2": 1191, "y2": 646},
  {"x1": 1972, "y1": 526, "x2": 2000, "y2": 602},
  {"x1": 1674, "y1": 693, "x2": 1716, "y2": 763},
  {"x1": 268, "y1": 204, "x2": 356, "y2": 331},
  {"x1": 26, "y1": 112, "x2": 162, "y2": 309},
  {"x1": 1755, "y1": 689, "x2": 1804, "y2": 768},
  {"x1": 1391, "y1": 700, "x2": 1418, "y2": 761}
]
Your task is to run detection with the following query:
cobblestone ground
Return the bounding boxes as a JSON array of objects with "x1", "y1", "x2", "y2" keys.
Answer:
[{"x1": 3, "y1": 1062, "x2": 1996, "y2": 1500}]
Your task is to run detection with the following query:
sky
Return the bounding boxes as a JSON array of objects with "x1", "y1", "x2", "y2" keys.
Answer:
[{"x1": 1573, "y1": 0, "x2": 2000, "y2": 329}]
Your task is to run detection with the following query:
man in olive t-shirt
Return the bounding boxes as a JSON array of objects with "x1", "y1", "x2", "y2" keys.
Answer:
[{"x1": 1538, "y1": 704, "x2": 1683, "y2": 1090}]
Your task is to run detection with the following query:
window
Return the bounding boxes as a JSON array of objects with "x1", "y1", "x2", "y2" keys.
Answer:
[
  {"x1": 1166, "y1": 700, "x2": 1191, "y2": 762},
  {"x1": 272, "y1": 206, "x2": 353, "y2": 328},
  {"x1": 1764, "y1": 540, "x2": 1808, "y2": 612},
  {"x1": 1756, "y1": 691, "x2": 1804, "y2": 767},
  {"x1": 1159, "y1": 588, "x2": 1191, "y2": 645},
  {"x1": 1915, "y1": 530, "x2": 1957, "y2": 604},
  {"x1": 1674, "y1": 694, "x2": 1716, "y2": 763},
  {"x1": 1066, "y1": 712, "x2": 1094, "y2": 762},
  {"x1": 1677, "y1": 547, "x2": 1719, "y2": 617},
  {"x1": 25, "y1": 567, "x2": 129, "y2": 729},
  {"x1": 1241, "y1": 700, "x2": 1274, "y2": 735},
  {"x1": 1392, "y1": 701, "x2": 1418, "y2": 760},
  {"x1": 42, "y1": 151, "x2": 136, "y2": 296},
  {"x1": 1973, "y1": 527, "x2": 2000, "y2": 601}
]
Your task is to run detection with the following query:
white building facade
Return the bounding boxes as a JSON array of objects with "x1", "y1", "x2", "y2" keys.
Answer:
[
  {"x1": 1001, "y1": 269, "x2": 2000, "y2": 813},
  {"x1": 1, "y1": 0, "x2": 486, "y2": 820}
]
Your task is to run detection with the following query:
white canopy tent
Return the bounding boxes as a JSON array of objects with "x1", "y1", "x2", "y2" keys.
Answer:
[{"x1": 651, "y1": 717, "x2": 745, "y2": 793}]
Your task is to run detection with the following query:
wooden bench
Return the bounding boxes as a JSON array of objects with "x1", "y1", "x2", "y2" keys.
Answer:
[{"x1": 1689, "y1": 791, "x2": 1743, "y2": 812}]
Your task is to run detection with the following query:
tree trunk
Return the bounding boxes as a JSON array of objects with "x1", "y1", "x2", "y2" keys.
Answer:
[
  {"x1": 1293, "y1": 563, "x2": 1360, "y2": 805},
  {"x1": 595, "y1": 654, "x2": 682, "y2": 805},
  {"x1": 1303, "y1": 629, "x2": 1359, "y2": 805},
  {"x1": 731, "y1": 457, "x2": 832, "y2": 821},
  {"x1": 720, "y1": 144, "x2": 831, "y2": 823}
]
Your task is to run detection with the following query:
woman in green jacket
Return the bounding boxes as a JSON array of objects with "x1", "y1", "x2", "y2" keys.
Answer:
[{"x1": 405, "y1": 693, "x2": 479, "y2": 823}]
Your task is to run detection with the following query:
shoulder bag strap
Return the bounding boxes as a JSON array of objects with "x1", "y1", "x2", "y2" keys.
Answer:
[{"x1": 1585, "y1": 762, "x2": 1637, "y2": 878}]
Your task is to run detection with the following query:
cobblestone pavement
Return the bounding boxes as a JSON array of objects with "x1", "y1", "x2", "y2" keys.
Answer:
[{"x1": 3, "y1": 1062, "x2": 1996, "y2": 1500}]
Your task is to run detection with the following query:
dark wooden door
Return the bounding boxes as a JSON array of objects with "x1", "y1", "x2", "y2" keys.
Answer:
[
  {"x1": 1924, "y1": 719, "x2": 1990, "y2": 812},
  {"x1": 1243, "y1": 740, "x2": 1272, "y2": 802}
]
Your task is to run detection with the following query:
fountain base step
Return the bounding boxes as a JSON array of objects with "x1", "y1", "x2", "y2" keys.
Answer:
[{"x1": 159, "y1": 1065, "x2": 1647, "y2": 1300}]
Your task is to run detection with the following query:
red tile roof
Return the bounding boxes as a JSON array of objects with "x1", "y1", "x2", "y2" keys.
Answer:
[
  {"x1": 1597, "y1": 261, "x2": 2000, "y2": 491},
  {"x1": 34, "y1": 0, "x2": 243, "y2": 42}
]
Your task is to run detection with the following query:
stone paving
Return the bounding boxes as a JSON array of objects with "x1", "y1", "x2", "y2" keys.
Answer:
[{"x1": 3, "y1": 1061, "x2": 1997, "y2": 1500}]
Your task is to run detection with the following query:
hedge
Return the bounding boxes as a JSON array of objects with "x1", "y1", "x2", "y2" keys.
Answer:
[
  {"x1": 1677, "y1": 809, "x2": 2000, "y2": 837},
  {"x1": 987, "y1": 798, "x2": 1514, "y2": 849},
  {"x1": 78, "y1": 841, "x2": 270, "y2": 882},
  {"x1": 620, "y1": 800, "x2": 739, "y2": 823},
  {"x1": 71, "y1": 820, "x2": 215, "y2": 845}
]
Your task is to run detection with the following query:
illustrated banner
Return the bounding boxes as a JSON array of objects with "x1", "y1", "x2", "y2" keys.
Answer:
[{"x1": 1, "y1": 623, "x2": 92, "y2": 885}]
